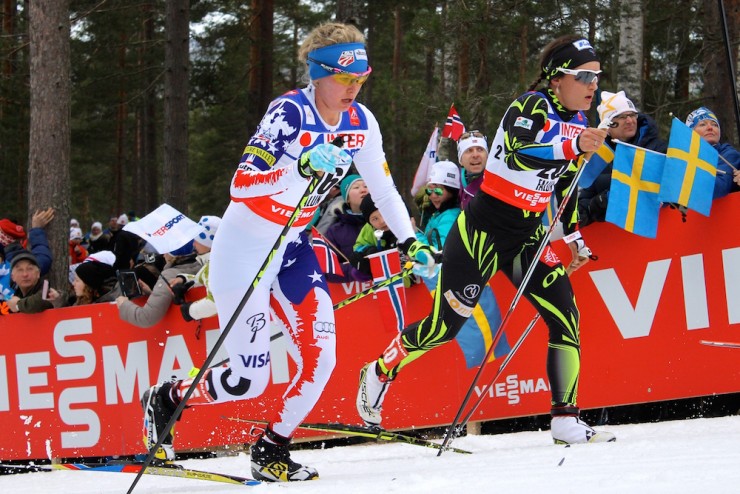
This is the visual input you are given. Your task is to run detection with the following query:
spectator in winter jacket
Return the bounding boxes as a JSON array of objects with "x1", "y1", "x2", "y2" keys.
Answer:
[
  {"x1": 456, "y1": 130, "x2": 489, "y2": 210},
  {"x1": 69, "y1": 227, "x2": 89, "y2": 265},
  {"x1": 116, "y1": 216, "x2": 217, "y2": 327},
  {"x1": 416, "y1": 161, "x2": 461, "y2": 251},
  {"x1": 71, "y1": 258, "x2": 119, "y2": 305},
  {"x1": 578, "y1": 91, "x2": 667, "y2": 226},
  {"x1": 86, "y1": 221, "x2": 112, "y2": 254},
  {"x1": 684, "y1": 106, "x2": 740, "y2": 199},
  {"x1": 323, "y1": 174, "x2": 370, "y2": 282},
  {"x1": 170, "y1": 215, "x2": 222, "y2": 323},
  {"x1": 1, "y1": 208, "x2": 55, "y2": 277},
  {"x1": 351, "y1": 194, "x2": 401, "y2": 277},
  {"x1": 110, "y1": 213, "x2": 143, "y2": 270},
  {"x1": 5, "y1": 250, "x2": 56, "y2": 314}
]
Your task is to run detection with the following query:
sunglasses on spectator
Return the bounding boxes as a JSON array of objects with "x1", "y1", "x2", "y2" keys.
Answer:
[
  {"x1": 425, "y1": 187, "x2": 445, "y2": 196},
  {"x1": 614, "y1": 112, "x2": 638, "y2": 121},
  {"x1": 458, "y1": 130, "x2": 486, "y2": 141},
  {"x1": 556, "y1": 67, "x2": 602, "y2": 85},
  {"x1": 308, "y1": 58, "x2": 373, "y2": 86}
]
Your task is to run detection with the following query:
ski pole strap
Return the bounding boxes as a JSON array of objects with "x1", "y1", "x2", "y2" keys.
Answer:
[{"x1": 333, "y1": 267, "x2": 413, "y2": 311}]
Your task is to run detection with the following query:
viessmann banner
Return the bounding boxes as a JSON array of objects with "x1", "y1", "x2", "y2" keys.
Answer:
[{"x1": 1, "y1": 194, "x2": 738, "y2": 460}]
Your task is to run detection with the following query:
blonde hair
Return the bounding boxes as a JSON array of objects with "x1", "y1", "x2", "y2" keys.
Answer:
[{"x1": 298, "y1": 22, "x2": 365, "y2": 65}]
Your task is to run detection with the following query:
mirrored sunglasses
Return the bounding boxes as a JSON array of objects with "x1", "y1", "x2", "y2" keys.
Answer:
[
  {"x1": 308, "y1": 58, "x2": 373, "y2": 86},
  {"x1": 557, "y1": 67, "x2": 602, "y2": 85},
  {"x1": 458, "y1": 130, "x2": 486, "y2": 141},
  {"x1": 425, "y1": 187, "x2": 445, "y2": 196}
]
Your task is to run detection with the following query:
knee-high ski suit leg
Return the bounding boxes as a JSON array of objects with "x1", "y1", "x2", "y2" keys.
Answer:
[
  {"x1": 378, "y1": 212, "x2": 580, "y2": 409},
  {"x1": 179, "y1": 203, "x2": 336, "y2": 439}
]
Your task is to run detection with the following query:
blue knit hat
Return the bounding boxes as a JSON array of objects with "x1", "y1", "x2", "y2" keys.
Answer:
[
  {"x1": 685, "y1": 107, "x2": 720, "y2": 130},
  {"x1": 340, "y1": 174, "x2": 363, "y2": 202},
  {"x1": 170, "y1": 239, "x2": 194, "y2": 257}
]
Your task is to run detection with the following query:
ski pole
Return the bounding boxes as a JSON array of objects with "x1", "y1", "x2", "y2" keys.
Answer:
[
  {"x1": 453, "y1": 265, "x2": 587, "y2": 432},
  {"x1": 437, "y1": 127, "x2": 610, "y2": 455},
  {"x1": 333, "y1": 266, "x2": 413, "y2": 310},
  {"x1": 127, "y1": 138, "x2": 343, "y2": 494}
]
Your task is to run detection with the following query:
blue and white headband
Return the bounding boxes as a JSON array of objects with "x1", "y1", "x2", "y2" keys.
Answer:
[{"x1": 307, "y1": 42, "x2": 369, "y2": 80}]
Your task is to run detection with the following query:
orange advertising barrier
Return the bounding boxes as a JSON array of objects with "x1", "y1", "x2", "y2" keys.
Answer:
[{"x1": 1, "y1": 194, "x2": 739, "y2": 461}]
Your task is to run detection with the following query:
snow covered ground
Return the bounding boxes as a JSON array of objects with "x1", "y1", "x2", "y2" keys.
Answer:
[{"x1": 2, "y1": 415, "x2": 739, "y2": 493}]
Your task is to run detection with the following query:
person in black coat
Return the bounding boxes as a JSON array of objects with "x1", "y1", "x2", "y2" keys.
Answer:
[{"x1": 578, "y1": 90, "x2": 667, "y2": 226}]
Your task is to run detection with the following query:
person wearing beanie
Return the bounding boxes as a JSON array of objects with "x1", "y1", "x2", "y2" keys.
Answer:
[
  {"x1": 116, "y1": 216, "x2": 211, "y2": 328},
  {"x1": 168, "y1": 215, "x2": 223, "y2": 321},
  {"x1": 5, "y1": 249, "x2": 57, "y2": 313},
  {"x1": 356, "y1": 35, "x2": 615, "y2": 445},
  {"x1": 110, "y1": 213, "x2": 142, "y2": 270},
  {"x1": 1, "y1": 208, "x2": 55, "y2": 277},
  {"x1": 0, "y1": 219, "x2": 26, "y2": 248},
  {"x1": 0, "y1": 219, "x2": 29, "y2": 302},
  {"x1": 350, "y1": 194, "x2": 400, "y2": 276},
  {"x1": 69, "y1": 227, "x2": 89, "y2": 265},
  {"x1": 684, "y1": 106, "x2": 740, "y2": 199},
  {"x1": 314, "y1": 174, "x2": 365, "y2": 234},
  {"x1": 321, "y1": 176, "x2": 369, "y2": 282},
  {"x1": 416, "y1": 161, "x2": 461, "y2": 251},
  {"x1": 456, "y1": 130, "x2": 489, "y2": 209},
  {"x1": 87, "y1": 221, "x2": 112, "y2": 254},
  {"x1": 579, "y1": 90, "x2": 668, "y2": 226},
  {"x1": 73, "y1": 260, "x2": 117, "y2": 305}
]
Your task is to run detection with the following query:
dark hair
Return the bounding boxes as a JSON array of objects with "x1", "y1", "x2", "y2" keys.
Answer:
[
  {"x1": 527, "y1": 34, "x2": 585, "y2": 92},
  {"x1": 420, "y1": 186, "x2": 459, "y2": 217}
]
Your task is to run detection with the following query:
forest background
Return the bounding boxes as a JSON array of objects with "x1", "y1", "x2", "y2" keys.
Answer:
[{"x1": 1, "y1": 0, "x2": 739, "y2": 288}]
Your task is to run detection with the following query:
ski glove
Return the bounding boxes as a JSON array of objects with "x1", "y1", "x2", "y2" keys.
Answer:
[
  {"x1": 401, "y1": 238, "x2": 440, "y2": 278},
  {"x1": 298, "y1": 143, "x2": 352, "y2": 179},
  {"x1": 171, "y1": 280, "x2": 194, "y2": 305},
  {"x1": 572, "y1": 238, "x2": 593, "y2": 259}
]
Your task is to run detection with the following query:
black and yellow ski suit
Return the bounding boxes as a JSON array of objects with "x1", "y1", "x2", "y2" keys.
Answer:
[{"x1": 378, "y1": 88, "x2": 590, "y2": 413}]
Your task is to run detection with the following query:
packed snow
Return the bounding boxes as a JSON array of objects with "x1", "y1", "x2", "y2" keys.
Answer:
[{"x1": 2, "y1": 415, "x2": 739, "y2": 493}]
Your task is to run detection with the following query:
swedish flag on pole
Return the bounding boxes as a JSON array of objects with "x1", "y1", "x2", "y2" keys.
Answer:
[
  {"x1": 606, "y1": 142, "x2": 665, "y2": 238},
  {"x1": 578, "y1": 143, "x2": 614, "y2": 188},
  {"x1": 659, "y1": 118, "x2": 718, "y2": 216}
]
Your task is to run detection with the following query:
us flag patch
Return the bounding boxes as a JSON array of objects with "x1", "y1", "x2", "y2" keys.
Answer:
[{"x1": 337, "y1": 50, "x2": 355, "y2": 67}]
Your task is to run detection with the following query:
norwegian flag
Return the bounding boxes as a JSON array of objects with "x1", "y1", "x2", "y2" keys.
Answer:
[
  {"x1": 311, "y1": 227, "x2": 343, "y2": 276},
  {"x1": 367, "y1": 248, "x2": 408, "y2": 334},
  {"x1": 441, "y1": 104, "x2": 465, "y2": 140}
]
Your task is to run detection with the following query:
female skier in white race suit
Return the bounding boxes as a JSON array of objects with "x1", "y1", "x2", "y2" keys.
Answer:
[{"x1": 140, "y1": 22, "x2": 437, "y2": 482}]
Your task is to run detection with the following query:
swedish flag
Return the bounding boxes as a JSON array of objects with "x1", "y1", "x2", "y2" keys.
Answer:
[
  {"x1": 422, "y1": 275, "x2": 510, "y2": 368},
  {"x1": 606, "y1": 142, "x2": 665, "y2": 238},
  {"x1": 578, "y1": 143, "x2": 615, "y2": 188},
  {"x1": 659, "y1": 118, "x2": 718, "y2": 216}
]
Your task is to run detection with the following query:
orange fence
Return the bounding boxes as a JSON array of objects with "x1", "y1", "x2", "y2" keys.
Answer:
[{"x1": 1, "y1": 193, "x2": 739, "y2": 461}]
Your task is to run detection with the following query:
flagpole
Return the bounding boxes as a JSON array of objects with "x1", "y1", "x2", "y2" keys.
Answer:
[
  {"x1": 612, "y1": 138, "x2": 667, "y2": 156},
  {"x1": 717, "y1": 0, "x2": 740, "y2": 144}
]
